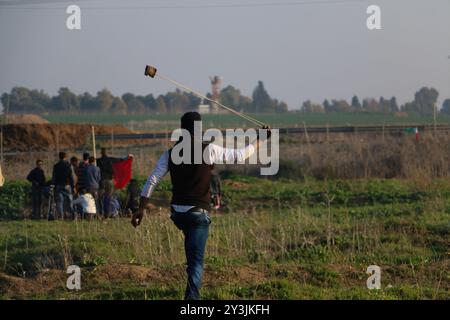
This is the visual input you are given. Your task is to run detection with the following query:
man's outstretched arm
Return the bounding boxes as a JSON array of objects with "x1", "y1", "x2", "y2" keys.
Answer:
[
  {"x1": 208, "y1": 126, "x2": 271, "y2": 164},
  {"x1": 131, "y1": 150, "x2": 169, "y2": 227}
]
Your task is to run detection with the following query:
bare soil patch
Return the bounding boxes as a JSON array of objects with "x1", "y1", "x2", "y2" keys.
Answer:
[
  {"x1": 5, "y1": 114, "x2": 49, "y2": 125},
  {"x1": 2, "y1": 123, "x2": 134, "y2": 151}
]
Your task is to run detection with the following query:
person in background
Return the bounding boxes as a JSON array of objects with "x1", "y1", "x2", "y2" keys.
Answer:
[
  {"x1": 85, "y1": 156, "x2": 101, "y2": 213},
  {"x1": 123, "y1": 179, "x2": 140, "y2": 217},
  {"x1": 103, "y1": 193, "x2": 121, "y2": 219},
  {"x1": 76, "y1": 152, "x2": 90, "y2": 194},
  {"x1": 96, "y1": 148, "x2": 133, "y2": 216},
  {"x1": 111, "y1": 195, "x2": 121, "y2": 217},
  {"x1": 26, "y1": 159, "x2": 46, "y2": 219},
  {"x1": 70, "y1": 156, "x2": 79, "y2": 195},
  {"x1": 72, "y1": 188, "x2": 96, "y2": 220},
  {"x1": 103, "y1": 193, "x2": 121, "y2": 218},
  {"x1": 52, "y1": 152, "x2": 74, "y2": 219}
]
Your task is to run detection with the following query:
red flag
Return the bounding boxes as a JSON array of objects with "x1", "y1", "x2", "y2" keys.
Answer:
[{"x1": 112, "y1": 158, "x2": 133, "y2": 189}]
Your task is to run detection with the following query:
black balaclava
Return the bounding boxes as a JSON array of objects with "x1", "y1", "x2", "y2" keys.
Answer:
[{"x1": 181, "y1": 111, "x2": 202, "y2": 136}]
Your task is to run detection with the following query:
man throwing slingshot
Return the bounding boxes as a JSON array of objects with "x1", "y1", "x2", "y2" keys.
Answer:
[{"x1": 132, "y1": 111, "x2": 270, "y2": 300}]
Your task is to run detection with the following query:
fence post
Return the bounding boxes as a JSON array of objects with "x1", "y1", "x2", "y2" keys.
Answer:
[
  {"x1": 111, "y1": 128, "x2": 114, "y2": 156},
  {"x1": 303, "y1": 121, "x2": 310, "y2": 145},
  {"x1": 91, "y1": 126, "x2": 97, "y2": 165},
  {"x1": 55, "y1": 126, "x2": 60, "y2": 159}
]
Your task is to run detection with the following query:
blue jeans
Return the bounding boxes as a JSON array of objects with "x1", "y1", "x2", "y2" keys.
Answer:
[
  {"x1": 55, "y1": 185, "x2": 73, "y2": 219},
  {"x1": 170, "y1": 209, "x2": 211, "y2": 300}
]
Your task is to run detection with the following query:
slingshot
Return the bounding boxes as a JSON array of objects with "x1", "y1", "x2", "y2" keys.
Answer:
[{"x1": 144, "y1": 65, "x2": 267, "y2": 127}]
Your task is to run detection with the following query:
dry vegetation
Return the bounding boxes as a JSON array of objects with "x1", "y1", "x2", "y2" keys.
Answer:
[
  {"x1": 279, "y1": 131, "x2": 450, "y2": 180},
  {"x1": 3, "y1": 130, "x2": 450, "y2": 182}
]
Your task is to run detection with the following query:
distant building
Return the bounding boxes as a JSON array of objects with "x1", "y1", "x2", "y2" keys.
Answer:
[
  {"x1": 198, "y1": 104, "x2": 210, "y2": 114},
  {"x1": 197, "y1": 76, "x2": 225, "y2": 114},
  {"x1": 210, "y1": 76, "x2": 223, "y2": 113}
]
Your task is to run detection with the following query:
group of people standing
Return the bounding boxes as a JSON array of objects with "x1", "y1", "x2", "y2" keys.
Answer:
[{"x1": 26, "y1": 148, "x2": 134, "y2": 220}]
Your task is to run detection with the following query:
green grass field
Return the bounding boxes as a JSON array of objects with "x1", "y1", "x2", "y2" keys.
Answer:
[
  {"x1": 0, "y1": 176, "x2": 448, "y2": 299},
  {"x1": 43, "y1": 113, "x2": 450, "y2": 130}
]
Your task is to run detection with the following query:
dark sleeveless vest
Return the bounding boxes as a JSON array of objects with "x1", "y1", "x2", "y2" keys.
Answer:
[{"x1": 168, "y1": 141, "x2": 212, "y2": 210}]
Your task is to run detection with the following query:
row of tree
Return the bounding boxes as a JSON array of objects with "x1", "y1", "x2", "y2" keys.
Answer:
[
  {"x1": 220, "y1": 81, "x2": 288, "y2": 113},
  {"x1": 2, "y1": 84, "x2": 449, "y2": 116},
  {"x1": 0, "y1": 87, "x2": 199, "y2": 115},
  {"x1": 0, "y1": 81, "x2": 288, "y2": 114},
  {"x1": 300, "y1": 87, "x2": 450, "y2": 115}
]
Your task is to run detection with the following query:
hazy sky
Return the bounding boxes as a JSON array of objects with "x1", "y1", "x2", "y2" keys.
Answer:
[{"x1": 0, "y1": 0, "x2": 449, "y2": 110}]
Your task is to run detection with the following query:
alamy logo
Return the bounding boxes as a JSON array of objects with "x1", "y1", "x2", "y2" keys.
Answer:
[
  {"x1": 170, "y1": 121, "x2": 279, "y2": 176},
  {"x1": 66, "y1": 5, "x2": 81, "y2": 30},
  {"x1": 64, "y1": 4, "x2": 381, "y2": 31},
  {"x1": 66, "y1": 265, "x2": 81, "y2": 290},
  {"x1": 366, "y1": 5, "x2": 381, "y2": 30},
  {"x1": 366, "y1": 265, "x2": 381, "y2": 290}
]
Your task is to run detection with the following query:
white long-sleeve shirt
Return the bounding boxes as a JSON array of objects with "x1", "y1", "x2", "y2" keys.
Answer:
[
  {"x1": 141, "y1": 143, "x2": 255, "y2": 211},
  {"x1": 72, "y1": 193, "x2": 97, "y2": 214}
]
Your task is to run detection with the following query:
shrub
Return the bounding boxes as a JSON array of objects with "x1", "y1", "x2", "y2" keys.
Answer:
[{"x1": 0, "y1": 180, "x2": 30, "y2": 219}]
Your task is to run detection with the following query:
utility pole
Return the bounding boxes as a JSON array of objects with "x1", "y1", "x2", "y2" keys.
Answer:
[
  {"x1": 92, "y1": 126, "x2": 97, "y2": 165},
  {"x1": 302, "y1": 121, "x2": 310, "y2": 145},
  {"x1": 111, "y1": 128, "x2": 114, "y2": 156}
]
